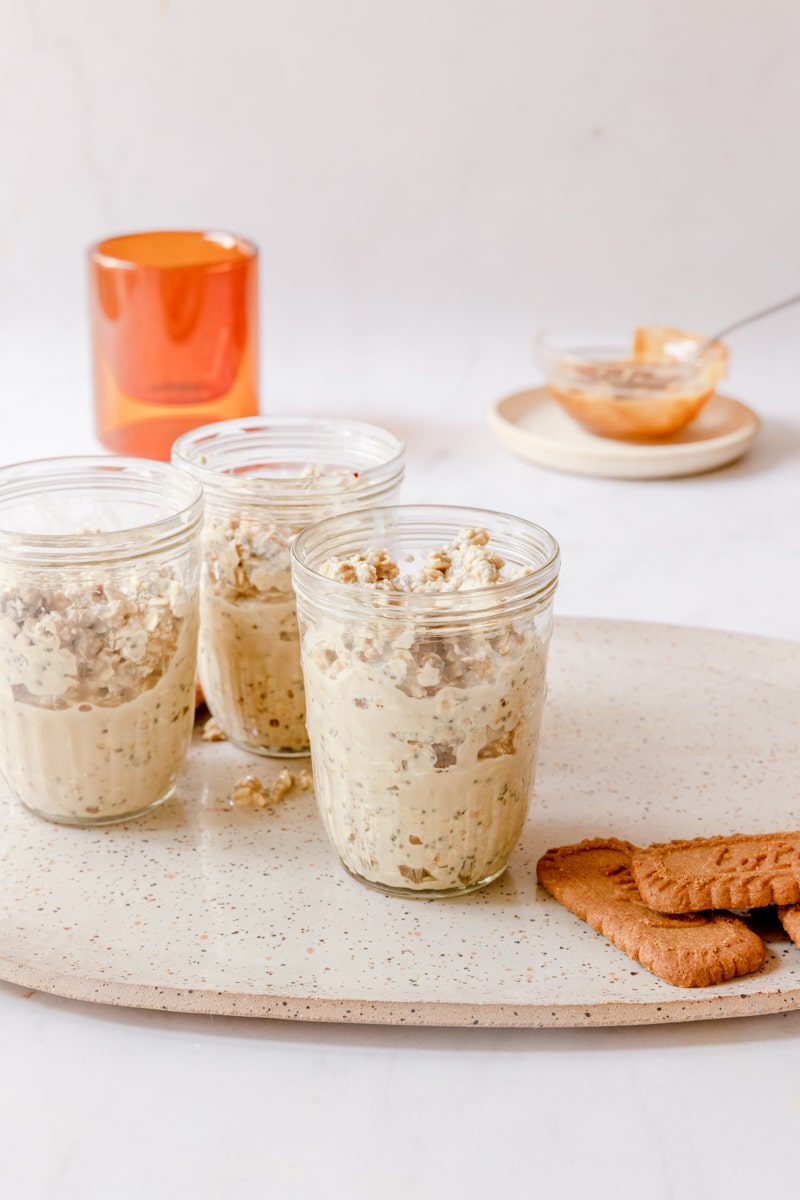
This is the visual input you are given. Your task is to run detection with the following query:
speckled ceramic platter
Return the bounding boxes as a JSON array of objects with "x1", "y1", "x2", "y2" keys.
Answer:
[
  {"x1": 1, "y1": 617, "x2": 799, "y2": 1028},
  {"x1": 487, "y1": 388, "x2": 760, "y2": 479}
]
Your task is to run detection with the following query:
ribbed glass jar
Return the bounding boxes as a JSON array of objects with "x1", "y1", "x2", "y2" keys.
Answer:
[
  {"x1": 292, "y1": 504, "x2": 560, "y2": 897},
  {"x1": 172, "y1": 416, "x2": 405, "y2": 756},
  {"x1": 0, "y1": 457, "x2": 203, "y2": 825}
]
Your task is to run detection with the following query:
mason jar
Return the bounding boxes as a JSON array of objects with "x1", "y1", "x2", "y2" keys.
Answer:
[
  {"x1": 0, "y1": 457, "x2": 203, "y2": 825},
  {"x1": 172, "y1": 416, "x2": 405, "y2": 756},
  {"x1": 292, "y1": 504, "x2": 560, "y2": 897}
]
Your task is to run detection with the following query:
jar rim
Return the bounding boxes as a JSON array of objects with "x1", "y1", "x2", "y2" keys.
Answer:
[
  {"x1": 291, "y1": 504, "x2": 560, "y2": 622},
  {"x1": 171, "y1": 415, "x2": 405, "y2": 510},
  {"x1": 0, "y1": 456, "x2": 204, "y2": 567}
]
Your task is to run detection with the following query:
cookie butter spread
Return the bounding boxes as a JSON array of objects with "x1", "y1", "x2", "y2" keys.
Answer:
[
  {"x1": 540, "y1": 326, "x2": 727, "y2": 441},
  {"x1": 199, "y1": 467, "x2": 361, "y2": 754},
  {"x1": 0, "y1": 569, "x2": 198, "y2": 822},
  {"x1": 300, "y1": 528, "x2": 548, "y2": 892}
]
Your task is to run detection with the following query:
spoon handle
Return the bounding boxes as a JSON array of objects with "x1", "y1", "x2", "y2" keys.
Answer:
[{"x1": 704, "y1": 291, "x2": 800, "y2": 352}]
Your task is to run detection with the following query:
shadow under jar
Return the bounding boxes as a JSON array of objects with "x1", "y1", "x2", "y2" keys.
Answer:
[
  {"x1": 291, "y1": 505, "x2": 560, "y2": 898},
  {"x1": 172, "y1": 417, "x2": 405, "y2": 757},
  {"x1": 0, "y1": 457, "x2": 203, "y2": 825}
]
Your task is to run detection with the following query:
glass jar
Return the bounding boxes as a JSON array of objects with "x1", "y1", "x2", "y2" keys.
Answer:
[
  {"x1": 291, "y1": 504, "x2": 560, "y2": 898},
  {"x1": 0, "y1": 457, "x2": 203, "y2": 825},
  {"x1": 172, "y1": 416, "x2": 405, "y2": 757},
  {"x1": 535, "y1": 329, "x2": 727, "y2": 440}
]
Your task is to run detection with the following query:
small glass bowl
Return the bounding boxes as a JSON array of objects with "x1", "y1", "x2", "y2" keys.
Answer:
[{"x1": 535, "y1": 330, "x2": 728, "y2": 441}]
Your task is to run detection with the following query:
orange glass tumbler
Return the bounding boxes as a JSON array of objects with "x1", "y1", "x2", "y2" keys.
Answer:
[{"x1": 89, "y1": 230, "x2": 259, "y2": 460}]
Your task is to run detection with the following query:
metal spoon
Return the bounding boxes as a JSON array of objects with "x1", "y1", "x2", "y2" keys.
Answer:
[{"x1": 698, "y1": 291, "x2": 800, "y2": 356}]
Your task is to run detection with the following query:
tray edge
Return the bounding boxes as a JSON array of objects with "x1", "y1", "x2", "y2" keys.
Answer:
[{"x1": 3, "y1": 954, "x2": 800, "y2": 1029}]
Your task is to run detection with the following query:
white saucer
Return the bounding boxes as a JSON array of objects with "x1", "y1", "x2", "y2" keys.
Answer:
[{"x1": 487, "y1": 387, "x2": 760, "y2": 480}]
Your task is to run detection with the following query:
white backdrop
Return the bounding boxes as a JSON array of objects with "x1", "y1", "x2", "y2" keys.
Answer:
[
  {"x1": 4, "y1": 0, "x2": 800, "y2": 395},
  {"x1": 1, "y1": 0, "x2": 799, "y2": 638}
]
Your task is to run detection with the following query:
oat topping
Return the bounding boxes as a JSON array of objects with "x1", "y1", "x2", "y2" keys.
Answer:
[
  {"x1": 320, "y1": 528, "x2": 532, "y2": 593},
  {"x1": 321, "y1": 547, "x2": 400, "y2": 586},
  {"x1": 204, "y1": 516, "x2": 293, "y2": 602},
  {"x1": 0, "y1": 569, "x2": 191, "y2": 707},
  {"x1": 203, "y1": 469, "x2": 363, "y2": 603}
]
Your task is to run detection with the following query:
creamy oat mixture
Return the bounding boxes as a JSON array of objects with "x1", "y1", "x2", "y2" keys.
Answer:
[
  {"x1": 199, "y1": 467, "x2": 361, "y2": 755},
  {"x1": 0, "y1": 568, "x2": 198, "y2": 822},
  {"x1": 300, "y1": 529, "x2": 548, "y2": 892}
]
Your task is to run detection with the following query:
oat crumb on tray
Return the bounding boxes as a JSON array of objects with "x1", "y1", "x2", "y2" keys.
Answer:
[{"x1": 228, "y1": 768, "x2": 313, "y2": 810}]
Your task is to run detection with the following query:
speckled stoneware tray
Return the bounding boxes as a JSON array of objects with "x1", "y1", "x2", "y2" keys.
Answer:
[{"x1": 1, "y1": 617, "x2": 799, "y2": 1028}]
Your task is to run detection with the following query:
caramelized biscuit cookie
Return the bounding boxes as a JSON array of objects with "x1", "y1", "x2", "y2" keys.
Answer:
[
  {"x1": 632, "y1": 832, "x2": 800, "y2": 914},
  {"x1": 778, "y1": 904, "x2": 800, "y2": 946},
  {"x1": 537, "y1": 838, "x2": 765, "y2": 988}
]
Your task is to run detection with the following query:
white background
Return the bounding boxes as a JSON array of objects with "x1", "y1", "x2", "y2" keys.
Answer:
[{"x1": 2, "y1": 1, "x2": 800, "y2": 1196}]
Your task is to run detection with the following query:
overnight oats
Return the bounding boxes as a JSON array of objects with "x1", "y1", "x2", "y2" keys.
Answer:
[
  {"x1": 172, "y1": 417, "x2": 404, "y2": 756},
  {"x1": 0, "y1": 457, "x2": 202, "y2": 825},
  {"x1": 292, "y1": 505, "x2": 560, "y2": 897}
]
